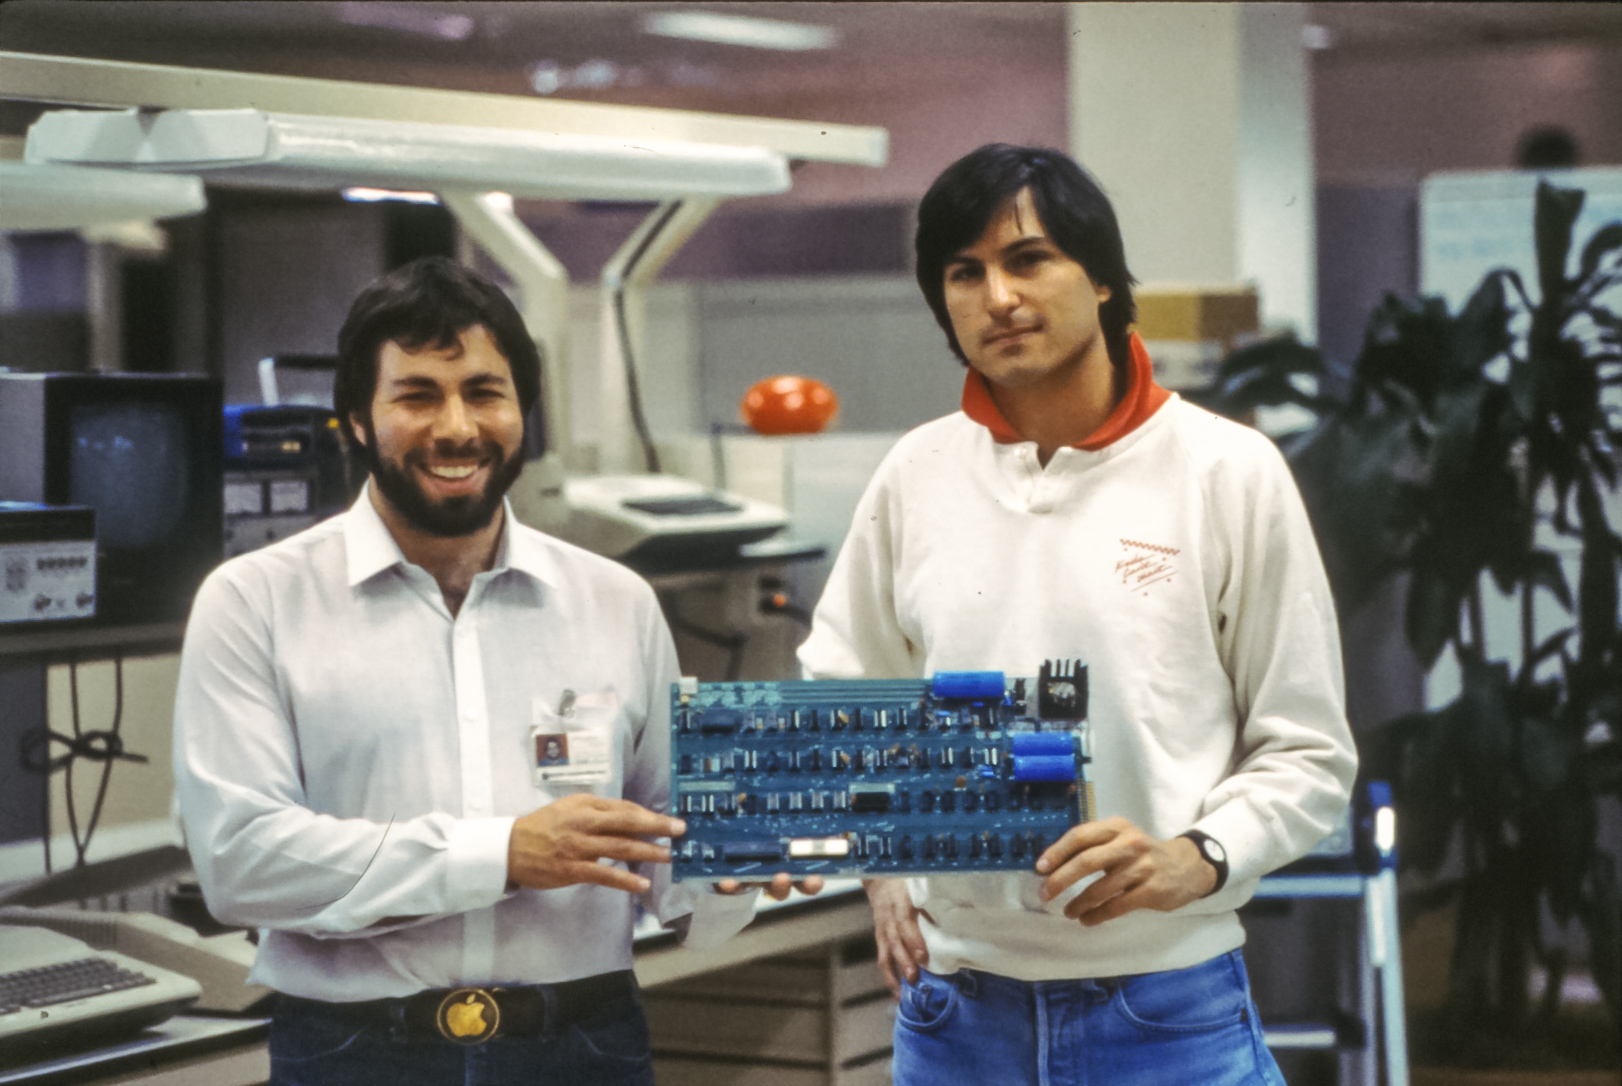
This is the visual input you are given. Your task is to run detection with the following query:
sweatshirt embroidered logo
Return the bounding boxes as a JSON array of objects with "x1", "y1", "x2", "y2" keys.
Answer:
[{"x1": 1116, "y1": 538, "x2": 1179, "y2": 594}]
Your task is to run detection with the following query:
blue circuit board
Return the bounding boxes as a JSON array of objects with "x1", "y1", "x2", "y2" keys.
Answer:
[{"x1": 669, "y1": 660, "x2": 1094, "y2": 880}]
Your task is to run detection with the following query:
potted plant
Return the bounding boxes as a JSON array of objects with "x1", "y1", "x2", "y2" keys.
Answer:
[{"x1": 1195, "y1": 180, "x2": 1620, "y2": 1072}]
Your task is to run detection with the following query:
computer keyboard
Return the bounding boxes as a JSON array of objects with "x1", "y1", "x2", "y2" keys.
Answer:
[
  {"x1": 0, "y1": 926, "x2": 200, "y2": 1063},
  {"x1": 0, "y1": 957, "x2": 158, "y2": 1015}
]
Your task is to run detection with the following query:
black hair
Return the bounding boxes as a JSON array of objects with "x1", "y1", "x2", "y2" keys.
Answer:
[
  {"x1": 915, "y1": 144, "x2": 1137, "y2": 370},
  {"x1": 334, "y1": 256, "x2": 542, "y2": 439}
]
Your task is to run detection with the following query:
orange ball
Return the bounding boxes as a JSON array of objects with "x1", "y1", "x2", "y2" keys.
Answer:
[{"x1": 740, "y1": 375, "x2": 839, "y2": 435}]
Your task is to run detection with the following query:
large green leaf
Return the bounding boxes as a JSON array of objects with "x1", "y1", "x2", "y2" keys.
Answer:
[
  {"x1": 1577, "y1": 222, "x2": 1622, "y2": 284},
  {"x1": 1291, "y1": 409, "x2": 1420, "y2": 608},
  {"x1": 1575, "y1": 478, "x2": 1621, "y2": 670},
  {"x1": 1450, "y1": 272, "x2": 1515, "y2": 384},
  {"x1": 1356, "y1": 294, "x2": 1454, "y2": 408},
  {"x1": 1405, "y1": 561, "x2": 1461, "y2": 670},
  {"x1": 1534, "y1": 182, "x2": 1585, "y2": 310},
  {"x1": 1523, "y1": 550, "x2": 1574, "y2": 611}
]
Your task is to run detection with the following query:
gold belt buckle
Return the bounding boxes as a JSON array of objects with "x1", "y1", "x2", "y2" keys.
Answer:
[{"x1": 435, "y1": 987, "x2": 501, "y2": 1044}]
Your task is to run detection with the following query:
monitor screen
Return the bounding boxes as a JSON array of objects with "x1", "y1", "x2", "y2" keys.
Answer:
[{"x1": 69, "y1": 402, "x2": 190, "y2": 550}]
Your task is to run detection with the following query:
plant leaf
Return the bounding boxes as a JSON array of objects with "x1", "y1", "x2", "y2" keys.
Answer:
[
  {"x1": 1577, "y1": 222, "x2": 1622, "y2": 288},
  {"x1": 1534, "y1": 182, "x2": 1585, "y2": 307},
  {"x1": 1524, "y1": 549, "x2": 1574, "y2": 611},
  {"x1": 1576, "y1": 479, "x2": 1622, "y2": 669}
]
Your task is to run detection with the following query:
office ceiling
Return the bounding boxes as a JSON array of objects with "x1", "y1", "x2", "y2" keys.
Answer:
[{"x1": 2, "y1": 2, "x2": 1621, "y2": 113}]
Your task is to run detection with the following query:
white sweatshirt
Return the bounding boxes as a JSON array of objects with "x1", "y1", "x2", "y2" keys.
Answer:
[{"x1": 797, "y1": 391, "x2": 1357, "y2": 981}]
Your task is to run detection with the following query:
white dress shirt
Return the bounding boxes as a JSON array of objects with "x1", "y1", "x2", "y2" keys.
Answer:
[{"x1": 173, "y1": 489, "x2": 755, "y2": 1001}]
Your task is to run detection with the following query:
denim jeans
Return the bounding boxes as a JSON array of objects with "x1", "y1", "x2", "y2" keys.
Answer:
[
  {"x1": 893, "y1": 950, "x2": 1286, "y2": 1086},
  {"x1": 267, "y1": 990, "x2": 655, "y2": 1086}
]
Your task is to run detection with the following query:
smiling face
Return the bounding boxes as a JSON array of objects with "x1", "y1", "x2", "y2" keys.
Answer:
[
  {"x1": 351, "y1": 324, "x2": 525, "y2": 538},
  {"x1": 943, "y1": 187, "x2": 1113, "y2": 392}
]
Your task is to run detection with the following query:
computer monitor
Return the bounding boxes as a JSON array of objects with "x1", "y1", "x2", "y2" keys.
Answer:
[{"x1": 0, "y1": 373, "x2": 223, "y2": 627}]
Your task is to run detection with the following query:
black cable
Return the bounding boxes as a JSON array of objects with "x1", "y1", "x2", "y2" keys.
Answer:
[
  {"x1": 19, "y1": 657, "x2": 147, "y2": 871},
  {"x1": 612, "y1": 200, "x2": 686, "y2": 475},
  {"x1": 40, "y1": 753, "x2": 51, "y2": 876}
]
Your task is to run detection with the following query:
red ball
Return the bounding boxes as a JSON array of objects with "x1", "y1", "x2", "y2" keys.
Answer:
[{"x1": 740, "y1": 375, "x2": 839, "y2": 435}]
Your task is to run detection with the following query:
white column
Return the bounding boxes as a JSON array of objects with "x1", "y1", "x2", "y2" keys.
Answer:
[{"x1": 1068, "y1": 2, "x2": 1317, "y2": 342}]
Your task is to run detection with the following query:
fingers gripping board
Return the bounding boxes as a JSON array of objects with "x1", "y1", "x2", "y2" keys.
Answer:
[{"x1": 669, "y1": 660, "x2": 1093, "y2": 881}]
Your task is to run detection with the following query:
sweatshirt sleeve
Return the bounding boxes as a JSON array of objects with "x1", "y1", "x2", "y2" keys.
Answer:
[
  {"x1": 1190, "y1": 434, "x2": 1359, "y2": 890},
  {"x1": 173, "y1": 568, "x2": 512, "y2": 937},
  {"x1": 797, "y1": 459, "x2": 926, "y2": 681}
]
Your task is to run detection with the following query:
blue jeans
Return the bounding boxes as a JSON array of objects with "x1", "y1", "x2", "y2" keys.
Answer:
[
  {"x1": 893, "y1": 950, "x2": 1286, "y2": 1086},
  {"x1": 267, "y1": 991, "x2": 654, "y2": 1086}
]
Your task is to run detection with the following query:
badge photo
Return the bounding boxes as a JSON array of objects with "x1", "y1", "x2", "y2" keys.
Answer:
[{"x1": 530, "y1": 689, "x2": 616, "y2": 787}]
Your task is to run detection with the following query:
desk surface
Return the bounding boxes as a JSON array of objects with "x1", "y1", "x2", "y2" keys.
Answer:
[
  {"x1": 0, "y1": 883, "x2": 872, "y2": 1086},
  {"x1": 0, "y1": 623, "x2": 185, "y2": 664},
  {"x1": 0, "y1": 1017, "x2": 268, "y2": 1086}
]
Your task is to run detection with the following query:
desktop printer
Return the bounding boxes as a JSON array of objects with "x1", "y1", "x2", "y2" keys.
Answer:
[{"x1": 555, "y1": 474, "x2": 787, "y2": 564}]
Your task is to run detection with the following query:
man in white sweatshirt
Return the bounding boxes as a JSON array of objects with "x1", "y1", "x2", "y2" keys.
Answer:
[{"x1": 797, "y1": 145, "x2": 1357, "y2": 1085}]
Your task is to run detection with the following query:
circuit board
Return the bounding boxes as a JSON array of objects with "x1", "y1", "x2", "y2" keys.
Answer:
[{"x1": 669, "y1": 660, "x2": 1093, "y2": 881}]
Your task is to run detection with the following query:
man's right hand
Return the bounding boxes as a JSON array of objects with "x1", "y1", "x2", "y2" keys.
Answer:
[
  {"x1": 866, "y1": 877, "x2": 928, "y2": 999},
  {"x1": 507, "y1": 795, "x2": 684, "y2": 894}
]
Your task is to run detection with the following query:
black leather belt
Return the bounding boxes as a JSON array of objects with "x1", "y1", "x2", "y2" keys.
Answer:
[{"x1": 281, "y1": 970, "x2": 639, "y2": 1045}]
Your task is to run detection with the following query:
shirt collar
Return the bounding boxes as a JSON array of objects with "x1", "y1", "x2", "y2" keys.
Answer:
[
  {"x1": 342, "y1": 483, "x2": 559, "y2": 590},
  {"x1": 960, "y1": 330, "x2": 1171, "y2": 450}
]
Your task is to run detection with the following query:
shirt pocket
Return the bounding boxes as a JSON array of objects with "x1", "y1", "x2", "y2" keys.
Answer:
[{"x1": 530, "y1": 692, "x2": 625, "y2": 799}]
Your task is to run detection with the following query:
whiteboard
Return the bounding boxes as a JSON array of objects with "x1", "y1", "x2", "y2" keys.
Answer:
[{"x1": 1420, "y1": 166, "x2": 1622, "y2": 306}]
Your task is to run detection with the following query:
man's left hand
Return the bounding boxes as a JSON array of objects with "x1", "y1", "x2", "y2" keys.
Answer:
[
  {"x1": 715, "y1": 874, "x2": 825, "y2": 902},
  {"x1": 1035, "y1": 817, "x2": 1215, "y2": 925}
]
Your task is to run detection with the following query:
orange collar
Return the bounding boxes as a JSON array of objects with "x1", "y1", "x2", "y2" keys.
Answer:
[{"x1": 960, "y1": 331, "x2": 1170, "y2": 451}]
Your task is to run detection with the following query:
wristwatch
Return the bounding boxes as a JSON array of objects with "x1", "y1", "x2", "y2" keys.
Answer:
[{"x1": 1180, "y1": 830, "x2": 1229, "y2": 896}]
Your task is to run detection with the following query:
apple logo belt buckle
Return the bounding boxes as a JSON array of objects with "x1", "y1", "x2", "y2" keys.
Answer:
[{"x1": 436, "y1": 987, "x2": 501, "y2": 1044}]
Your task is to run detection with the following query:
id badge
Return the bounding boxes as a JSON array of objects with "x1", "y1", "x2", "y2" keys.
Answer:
[{"x1": 531, "y1": 690, "x2": 616, "y2": 786}]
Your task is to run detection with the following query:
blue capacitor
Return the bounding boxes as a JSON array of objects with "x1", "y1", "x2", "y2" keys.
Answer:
[
  {"x1": 1011, "y1": 732, "x2": 1076, "y2": 757},
  {"x1": 1012, "y1": 754, "x2": 1077, "y2": 782},
  {"x1": 931, "y1": 671, "x2": 1006, "y2": 700}
]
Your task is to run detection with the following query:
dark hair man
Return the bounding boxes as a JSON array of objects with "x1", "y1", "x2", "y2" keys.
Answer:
[
  {"x1": 175, "y1": 257, "x2": 806, "y2": 1086},
  {"x1": 798, "y1": 145, "x2": 1356, "y2": 1084}
]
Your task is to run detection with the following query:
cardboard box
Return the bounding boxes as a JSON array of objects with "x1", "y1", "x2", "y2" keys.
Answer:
[{"x1": 1132, "y1": 285, "x2": 1259, "y2": 347}]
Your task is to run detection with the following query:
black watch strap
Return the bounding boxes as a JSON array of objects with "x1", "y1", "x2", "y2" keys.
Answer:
[{"x1": 1180, "y1": 830, "x2": 1229, "y2": 896}]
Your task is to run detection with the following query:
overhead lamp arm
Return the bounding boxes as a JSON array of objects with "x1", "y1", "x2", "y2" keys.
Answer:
[
  {"x1": 440, "y1": 190, "x2": 571, "y2": 464},
  {"x1": 599, "y1": 198, "x2": 721, "y2": 475}
]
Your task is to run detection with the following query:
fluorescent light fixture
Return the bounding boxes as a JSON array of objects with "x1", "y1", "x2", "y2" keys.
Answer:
[
  {"x1": 0, "y1": 160, "x2": 204, "y2": 232},
  {"x1": 342, "y1": 187, "x2": 440, "y2": 204},
  {"x1": 26, "y1": 109, "x2": 791, "y2": 201},
  {"x1": 644, "y1": 11, "x2": 837, "y2": 51},
  {"x1": 337, "y1": 1, "x2": 475, "y2": 42}
]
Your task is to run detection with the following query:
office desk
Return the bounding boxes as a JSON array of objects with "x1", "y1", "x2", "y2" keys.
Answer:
[{"x1": 0, "y1": 885, "x2": 877, "y2": 1086}]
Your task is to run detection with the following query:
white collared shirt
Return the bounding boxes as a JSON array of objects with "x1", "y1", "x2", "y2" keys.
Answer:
[{"x1": 173, "y1": 489, "x2": 755, "y2": 1001}]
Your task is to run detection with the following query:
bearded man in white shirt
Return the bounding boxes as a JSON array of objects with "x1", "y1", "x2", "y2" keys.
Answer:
[
  {"x1": 174, "y1": 257, "x2": 806, "y2": 1086},
  {"x1": 797, "y1": 145, "x2": 1357, "y2": 1085}
]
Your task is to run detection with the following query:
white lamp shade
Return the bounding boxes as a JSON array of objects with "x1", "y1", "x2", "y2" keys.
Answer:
[{"x1": 26, "y1": 108, "x2": 792, "y2": 201}]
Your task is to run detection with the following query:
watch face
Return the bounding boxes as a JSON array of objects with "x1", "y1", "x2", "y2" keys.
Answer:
[{"x1": 1204, "y1": 837, "x2": 1227, "y2": 864}]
